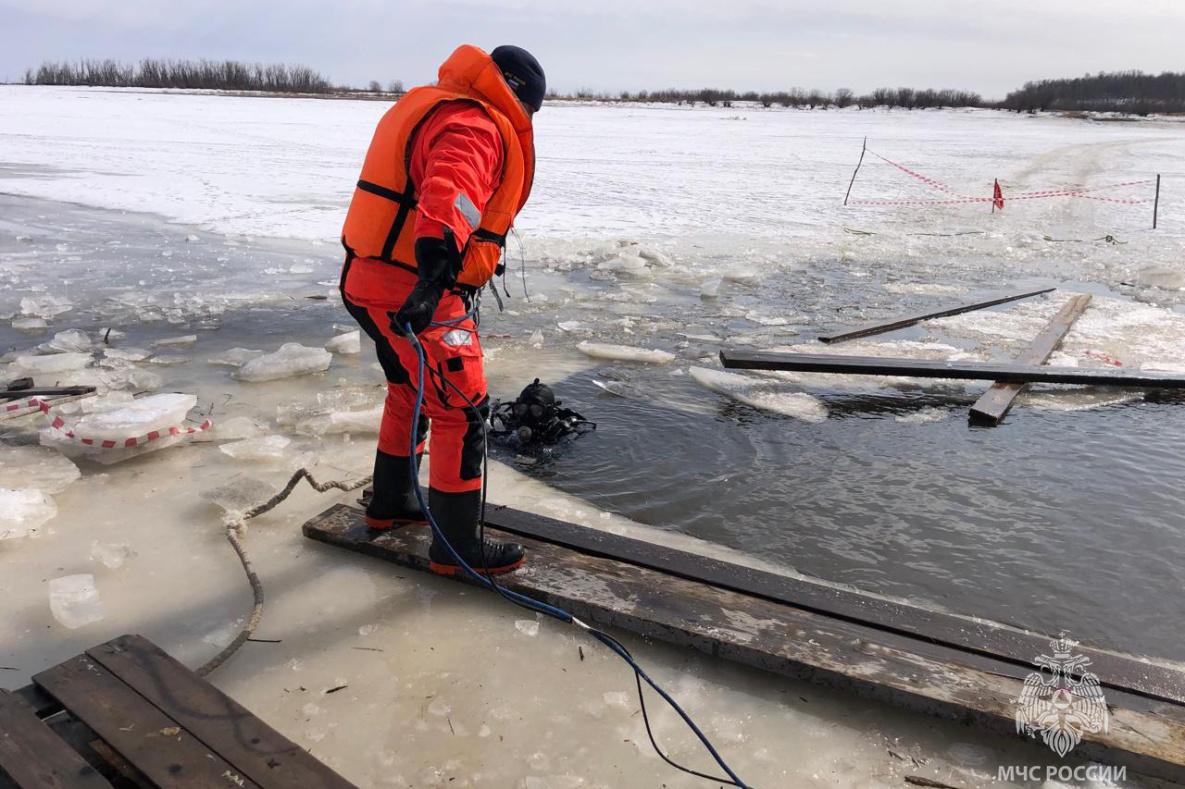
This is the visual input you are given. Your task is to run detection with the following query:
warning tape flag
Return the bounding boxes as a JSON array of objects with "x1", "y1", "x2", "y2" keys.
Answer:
[{"x1": 4, "y1": 396, "x2": 213, "y2": 448}]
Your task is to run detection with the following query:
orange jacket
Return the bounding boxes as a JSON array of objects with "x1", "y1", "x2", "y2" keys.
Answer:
[{"x1": 341, "y1": 45, "x2": 535, "y2": 290}]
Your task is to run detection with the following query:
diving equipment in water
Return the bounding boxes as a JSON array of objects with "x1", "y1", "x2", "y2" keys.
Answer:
[{"x1": 490, "y1": 379, "x2": 595, "y2": 446}]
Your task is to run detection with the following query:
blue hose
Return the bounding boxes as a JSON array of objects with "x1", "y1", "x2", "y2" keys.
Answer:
[{"x1": 402, "y1": 321, "x2": 755, "y2": 789}]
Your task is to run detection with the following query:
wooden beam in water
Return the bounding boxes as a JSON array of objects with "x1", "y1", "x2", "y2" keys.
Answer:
[
  {"x1": 302, "y1": 503, "x2": 1185, "y2": 783},
  {"x1": 818, "y1": 287, "x2": 1055, "y2": 344},
  {"x1": 481, "y1": 504, "x2": 1185, "y2": 705},
  {"x1": 720, "y1": 350, "x2": 1185, "y2": 388},
  {"x1": 970, "y1": 294, "x2": 1093, "y2": 425}
]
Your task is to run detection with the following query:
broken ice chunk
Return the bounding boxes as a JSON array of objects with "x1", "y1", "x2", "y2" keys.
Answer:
[
  {"x1": 148, "y1": 353, "x2": 190, "y2": 366},
  {"x1": 12, "y1": 317, "x2": 48, "y2": 332},
  {"x1": 0, "y1": 446, "x2": 80, "y2": 494},
  {"x1": 20, "y1": 296, "x2": 73, "y2": 319},
  {"x1": 128, "y1": 370, "x2": 163, "y2": 390},
  {"x1": 46, "y1": 329, "x2": 93, "y2": 353},
  {"x1": 529, "y1": 329, "x2": 544, "y2": 347},
  {"x1": 66, "y1": 393, "x2": 197, "y2": 442},
  {"x1": 515, "y1": 619, "x2": 540, "y2": 637},
  {"x1": 104, "y1": 347, "x2": 152, "y2": 362},
  {"x1": 154, "y1": 334, "x2": 198, "y2": 347},
  {"x1": 90, "y1": 540, "x2": 137, "y2": 569},
  {"x1": 9, "y1": 352, "x2": 91, "y2": 376},
  {"x1": 689, "y1": 366, "x2": 828, "y2": 422},
  {"x1": 0, "y1": 488, "x2": 57, "y2": 540},
  {"x1": 234, "y1": 343, "x2": 332, "y2": 382},
  {"x1": 576, "y1": 342, "x2": 674, "y2": 365},
  {"x1": 214, "y1": 415, "x2": 269, "y2": 440},
  {"x1": 201, "y1": 476, "x2": 279, "y2": 512},
  {"x1": 208, "y1": 347, "x2": 265, "y2": 367},
  {"x1": 700, "y1": 277, "x2": 722, "y2": 298},
  {"x1": 325, "y1": 331, "x2": 361, "y2": 355},
  {"x1": 48, "y1": 574, "x2": 104, "y2": 629},
  {"x1": 219, "y1": 435, "x2": 292, "y2": 461}
]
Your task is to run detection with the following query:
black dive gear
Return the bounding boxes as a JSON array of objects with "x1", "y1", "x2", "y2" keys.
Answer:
[{"x1": 490, "y1": 379, "x2": 595, "y2": 446}]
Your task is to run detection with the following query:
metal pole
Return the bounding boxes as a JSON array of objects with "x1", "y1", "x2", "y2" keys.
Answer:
[
  {"x1": 1153, "y1": 174, "x2": 1161, "y2": 230},
  {"x1": 843, "y1": 137, "x2": 867, "y2": 206}
]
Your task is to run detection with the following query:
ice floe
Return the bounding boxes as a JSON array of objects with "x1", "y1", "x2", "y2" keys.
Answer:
[
  {"x1": 689, "y1": 366, "x2": 828, "y2": 422},
  {"x1": 48, "y1": 574, "x2": 103, "y2": 629},
  {"x1": 325, "y1": 330, "x2": 361, "y2": 355},
  {"x1": 0, "y1": 488, "x2": 57, "y2": 541},
  {"x1": 234, "y1": 343, "x2": 332, "y2": 382},
  {"x1": 576, "y1": 342, "x2": 674, "y2": 364}
]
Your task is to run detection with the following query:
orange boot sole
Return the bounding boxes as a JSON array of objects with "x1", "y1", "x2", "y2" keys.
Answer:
[
  {"x1": 365, "y1": 515, "x2": 428, "y2": 531},
  {"x1": 428, "y1": 555, "x2": 526, "y2": 576}
]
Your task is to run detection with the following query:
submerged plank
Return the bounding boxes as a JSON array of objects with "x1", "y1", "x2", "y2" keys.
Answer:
[
  {"x1": 818, "y1": 287, "x2": 1055, "y2": 343},
  {"x1": 85, "y1": 635, "x2": 357, "y2": 789},
  {"x1": 720, "y1": 350, "x2": 1185, "y2": 388},
  {"x1": 0, "y1": 689, "x2": 113, "y2": 789},
  {"x1": 303, "y1": 503, "x2": 1185, "y2": 783},
  {"x1": 34, "y1": 655, "x2": 258, "y2": 789},
  {"x1": 970, "y1": 294, "x2": 1093, "y2": 425}
]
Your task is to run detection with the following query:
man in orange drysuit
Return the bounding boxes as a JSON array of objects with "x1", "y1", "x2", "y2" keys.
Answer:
[{"x1": 340, "y1": 45, "x2": 543, "y2": 575}]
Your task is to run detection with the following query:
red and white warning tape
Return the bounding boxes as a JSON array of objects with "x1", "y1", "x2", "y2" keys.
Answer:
[
  {"x1": 6, "y1": 396, "x2": 213, "y2": 448},
  {"x1": 852, "y1": 151, "x2": 1156, "y2": 207}
]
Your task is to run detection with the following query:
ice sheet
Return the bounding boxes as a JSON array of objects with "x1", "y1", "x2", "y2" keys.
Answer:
[
  {"x1": 689, "y1": 366, "x2": 829, "y2": 422},
  {"x1": 0, "y1": 488, "x2": 57, "y2": 540},
  {"x1": 235, "y1": 343, "x2": 333, "y2": 382},
  {"x1": 577, "y1": 342, "x2": 675, "y2": 364},
  {"x1": 64, "y1": 393, "x2": 197, "y2": 442},
  {"x1": 0, "y1": 445, "x2": 80, "y2": 494}
]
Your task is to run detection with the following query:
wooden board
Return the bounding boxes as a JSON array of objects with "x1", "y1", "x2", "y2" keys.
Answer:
[
  {"x1": 720, "y1": 349, "x2": 1185, "y2": 388},
  {"x1": 302, "y1": 504, "x2": 1185, "y2": 783},
  {"x1": 0, "y1": 689, "x2": 113, "y2": 789},
  {"x1": 970, "y1": 294, "x2": 1093, "y2": 425},
  {"x1": 84, "y1": 635, "x2": 356, "y2": 789},
  {"x1": 480, "y1": 504, "x2": 1185, "y2": 705},
  {"x1": 818, "y1": 288, "x2": 1055, "y2": 344},
  {"x1": 34, "y1": 655, "x2": 260, "y2": 789}
]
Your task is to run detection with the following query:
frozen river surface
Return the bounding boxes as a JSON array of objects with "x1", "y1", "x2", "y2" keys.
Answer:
[{"x1": 3, "y1": 87, "x2": 1185, "y2": 787}]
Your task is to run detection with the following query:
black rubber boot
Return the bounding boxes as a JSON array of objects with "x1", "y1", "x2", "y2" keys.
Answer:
[
  {"x1": 365, "y1": 450, "x2": 427, "y2": 530},
  {"x1": 427, "y1": 488, "x2": 526, "y2": 576}
]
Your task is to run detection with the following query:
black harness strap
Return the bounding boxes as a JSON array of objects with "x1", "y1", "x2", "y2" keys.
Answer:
[
  {"x1": 471, "y1": 228, "x2": 507, "y2": 245},
  {"x1": 354, "y1": 178, "x2": 420, "y2": 264}
]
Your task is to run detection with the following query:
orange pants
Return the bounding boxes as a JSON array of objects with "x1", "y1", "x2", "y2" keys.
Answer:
[{"x1": 341, "y1": 256, "x2": 488, "y2": 494}]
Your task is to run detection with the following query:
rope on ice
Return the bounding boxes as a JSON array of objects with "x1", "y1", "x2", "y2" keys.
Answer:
[{"x1": 197, "y1": 468, "x2": 372, "y2": 677}]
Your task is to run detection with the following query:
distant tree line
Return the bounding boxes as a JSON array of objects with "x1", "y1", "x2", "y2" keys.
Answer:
[
  {"x1": 22, "y1": 59, "x2": 404, "y2": 95},
  {"x1": 550, "y1": 85, "x2": 983, "y2": 110},
  {"x1": 1001, "y1": 71, "x2": 1185, "y2": 116}
]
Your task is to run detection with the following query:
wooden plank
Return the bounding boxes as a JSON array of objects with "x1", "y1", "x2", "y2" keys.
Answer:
[
  {"x1": 818, "y1": 287, "x2": 1055, "y2": 344},
  {"x1": 0, "y1": 689, "x2": 113, "y2": 789},
  {"x1": 84, "y1": 636, "x2": 356, "y2": 789},
  {"x1": 720, "y1": 349, "x2": 1185, "y2": 388},
  {"x1": 970, "y1": 294, "x2": 1092, "y2": 425},
  {"x1": 302, "y1": 504, "x2": 1185, "y2": 783},
  {"x1": 0, "y1": 387, "x2": 96, "y2": 401},
  {"x1": 482, "y1": 505, "x2": 1185, "y2": 706},
  {"x1": 33, "y1": 656, "x2": 259, "y2": 789}
]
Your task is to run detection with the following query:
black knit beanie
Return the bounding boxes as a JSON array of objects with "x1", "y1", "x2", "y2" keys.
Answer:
[{"x1": 490, "y1": 45, "x2": 546, "y2": 113}]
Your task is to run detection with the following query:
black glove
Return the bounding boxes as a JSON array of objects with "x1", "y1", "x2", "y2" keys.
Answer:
[{"x1": 393, "y1": 232, "x2": 462, "y2": 336}]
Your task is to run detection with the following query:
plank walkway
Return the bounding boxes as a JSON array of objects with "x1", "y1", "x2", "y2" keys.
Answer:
[
  {"x1": 1, "y1": 636, "x2": 357, "y2": 789},
  {"x1": 720, "y1": 349, "x2": 1185, "y2": 388},
  {"x1": 818, "y1": 287, "x2": 1055, "y2": 344},
  {"x1": 304, "y1": 503, "x2": 1185, "y2": 783},
  {"x1": 969, "y1": 294, "x2": 1093, "y2": 425}
]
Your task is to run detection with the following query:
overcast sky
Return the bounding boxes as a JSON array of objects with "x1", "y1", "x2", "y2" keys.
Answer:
[{"x1": 2, "y1": 0, "x2": 1181, "y2": 98}]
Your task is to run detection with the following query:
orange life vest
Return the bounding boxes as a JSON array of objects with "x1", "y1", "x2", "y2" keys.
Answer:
[{"x1": 341, "y1": 45, "x2": 535, "y2": 290}]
